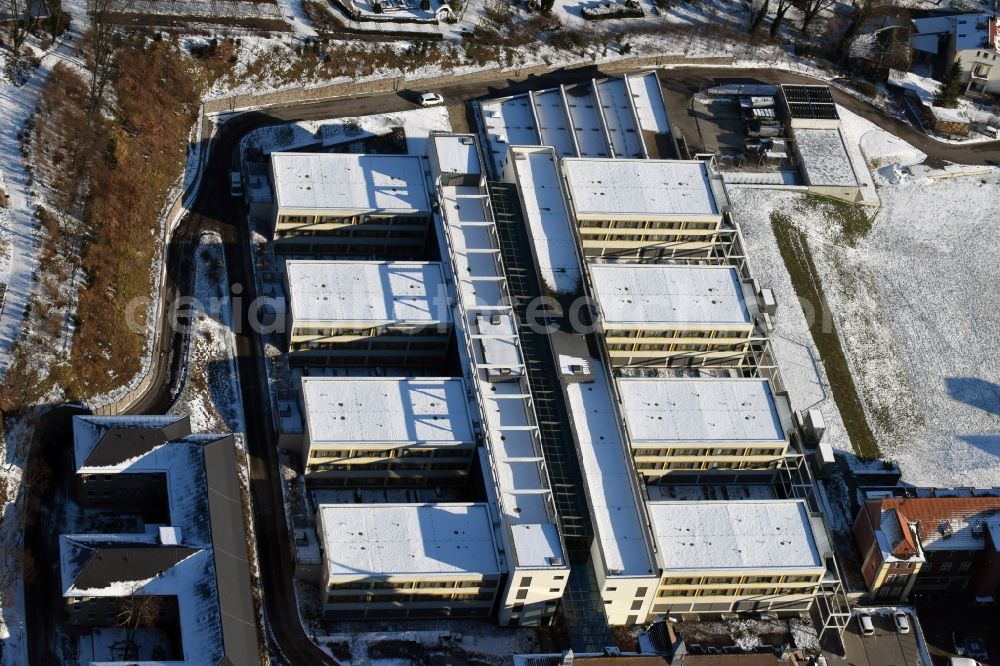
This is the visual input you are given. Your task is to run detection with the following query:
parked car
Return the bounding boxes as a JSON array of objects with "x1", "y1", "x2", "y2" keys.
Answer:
[
  {"x1": 893, "y1": 611, "x2": 910, "y2": 633},
  {"x1": 953, "y1": 631, "x2": 967, "y2": 655},
  {"x1": 948, "y1": 659, "x2": 982, "y2": 666},
  {"x1": 965, "y1": 638, "x2": 988, "y2": 660},
  {"x1": 230, "y1": 170, "x2": 243, "y2": 198},
  {"x1": 419, "y1": 92, "x2": 444, "y2": 106},
  {"x1": 858, "y1": 612, "x2": 875, "y2": 636}
]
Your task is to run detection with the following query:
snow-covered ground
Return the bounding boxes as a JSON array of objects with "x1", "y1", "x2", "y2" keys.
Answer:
[
  {"x1": 300, "y1": 615, "x2": 542, "y2": 664},
  {"x1": 729, "y1": 109, "x2": 1000, "y2": 487},
  {"x1": 169, "y1": 232, "x2": 246, "y2": 433},
  {"x1": 241, "y1": 106, "x2": 450, "y2": 158},
  {"x1": 0, "y1": 20, "x2": 87, "y2": 376},
  {"x1": 888, "y1": 69, "x2": 1000, "y2": 142}
]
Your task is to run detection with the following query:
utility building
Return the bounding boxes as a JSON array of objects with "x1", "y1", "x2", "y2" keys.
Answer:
[
  {"x1": 617, "y1": 377, "x2": 791, "y2": 478},
  {"x1": 587, "y1": 263, "x2": 763, "y2": 368},
  {"x1": 283, "y1": 260, "x2": 451, "y2": 366},
  {"x1": 269, "y1": 153, "x2": 432, "y2": 255},
  {"x1": 298, "y1": 377, "x2": 477, "y2": 487}
]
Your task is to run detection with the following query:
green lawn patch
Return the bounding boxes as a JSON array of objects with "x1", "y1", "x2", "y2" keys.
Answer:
[{"x1": 770, "y1": 211, "x2": 882, "y2": 460}]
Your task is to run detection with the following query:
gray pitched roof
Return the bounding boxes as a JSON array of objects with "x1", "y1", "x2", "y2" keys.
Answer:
[
  {"x1": 83, "y1": 415, "x2": 192, "y2": 467},
  {"x1": 203, "y1": 435, "x2": 260, "y2": 666},
  {"x1": 68, "y1": 542, "x2": 201, "y2": 591}
]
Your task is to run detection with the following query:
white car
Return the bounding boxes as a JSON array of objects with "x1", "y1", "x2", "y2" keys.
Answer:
[
  {"x1": 230, "y1": 170, "x2": 243, "y2": 198},
  {"x1": 419, "y1": 92, "x2": 444, "y2": 106},
  {"x1": 893, "y1": 611, "x2": 910, "y2": 634},
  {"x1": 857, "y1": 612, "x2": 875, "y2": 636}
]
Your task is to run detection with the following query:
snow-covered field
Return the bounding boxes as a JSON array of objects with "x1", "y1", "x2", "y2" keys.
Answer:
[{"x1": 729, "y1": 109, "x2": 1000, "y2": 487}]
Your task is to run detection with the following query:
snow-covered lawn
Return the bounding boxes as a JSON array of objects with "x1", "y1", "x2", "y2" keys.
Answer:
[{"x1": 729, "y1": 112, "x2": 1000, "y2": 487}]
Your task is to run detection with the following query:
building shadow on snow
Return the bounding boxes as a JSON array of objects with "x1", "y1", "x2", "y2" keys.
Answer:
[{"x1": 945, "y1": 376, "x2": 1000, "y2": 417}]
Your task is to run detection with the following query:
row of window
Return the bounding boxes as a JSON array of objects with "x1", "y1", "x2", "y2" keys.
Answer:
[
  {"x1": 633, "y1": 447, "x2": 785, "y2": 459},
  {"x1": 310, "y1": 448, "x2": 474, "y2": 459},
  {"x1": 922, "y1": 561, "x2": 972, "y2": 573},
  {"x1": 327, "y1": 592, "x2": 495, "y2": 603},
  {"x1": 330, "y1": 579, "x2": 497, "y2": 590},
  {"x1": 603, "y1": 328, "x2": 750, "y2": 340},
  {"x1": 607, "y1": 342, "x2": 751, "y2": 353},
  {"x1": 661, "y1": 574, "x2": 818, "y2": 586},
  {"x1": 657, "y1": 586, "x2": 817, "y2": 598},
  {"x1": 290, "y1": 340, "x2": 449, "y2": 352},
  {"x1": 577, "y1": 219, "x2": 719, "y2": 231},
  {"x1": 278, "y1": 214, "x2": 429, "y2": 225},
  {"x1": 636, "y1": 460, "x2": 783, "y2": 472},
  {"x1": 292, "y1": 326, "x2": 445, "y2": 337},
  {"x1": 276, "y1": 229, "x2": 426, "y2": 240},
  {"x1": 308, "y1": 461, "x2": 471, "y2": 472}
]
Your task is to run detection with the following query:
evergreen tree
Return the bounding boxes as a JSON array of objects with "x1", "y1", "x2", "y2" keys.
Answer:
[{"x1": 934, "y1": 61, "x2": 963, "y2": 108}]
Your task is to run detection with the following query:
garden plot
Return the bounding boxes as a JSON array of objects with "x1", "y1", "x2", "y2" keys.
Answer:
[{"x1": 729, "y1": 122, "x2": 1000, "y2": 486}]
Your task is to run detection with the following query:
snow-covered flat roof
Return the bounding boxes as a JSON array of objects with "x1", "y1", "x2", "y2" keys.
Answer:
[
  {"x1": 559, "y1": 338, "x2": 657, "y2": 576},
  {"x1": 475, "y1": 313, "x2": 523, "y2": 376},
  {"x1": 285, "y1": 260, "x2": 450, "y2": 325},
  {"x1": 564, "y1": 84, "x2": 612, "y2": 158},
  {"x1": 647, "y1": 500, "x2": 824, "y2": 572},
  {"x1": 562, "y1": 158, "x2": 718, "y2": 219},
  {"x1": 532, "y1": 89, "x2": 577, "y2": 158},
  {"x1": 318, "y1": 503, "x2": 501, "y2": 577},
  {"x1": 429, "y1": 134, "x2": 568, "y2": 573},
  {"x1": 596, "y1": 77, "x2": 644, "y2": 159},
  {"x1": 508, "y1": 147, "x2": 581, "y2": 295},
  {"x1": 271, "y1": 152, "x2": 430, "y2": 213},
  {"x1": 628, "y1": 72, "x2": 671, "y2": 135},
  {"x1": 792, "y1": 128, "x2": 859, "y2": 188},
  {"x1": 617, "y1": 378, "x2": 785, "y2": 444},
  {"x1": 302, "y1": 377, "x2": 474, "y2": 448},
  {"x1": 589, "y1": 264, "x2": 751, "y2": 327},
  {"x1": 431, "y1": 134, "x2": 481, "y2": 177},
  {"x1": 480, "y1": 95, "x2": 541, "y2": 173}
]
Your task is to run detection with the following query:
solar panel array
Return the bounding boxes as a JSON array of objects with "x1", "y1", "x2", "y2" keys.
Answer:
[{"x1": 782, "y1": 85, "x2": 839, "y2": 120}]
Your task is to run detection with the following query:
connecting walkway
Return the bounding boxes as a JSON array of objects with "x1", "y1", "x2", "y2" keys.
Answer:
[{"x1": 488, "y1": 181, "x2": 614, "y2": 652}]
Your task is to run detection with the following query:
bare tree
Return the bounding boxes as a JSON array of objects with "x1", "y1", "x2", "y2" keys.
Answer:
[
  {"x1": 744, "y1": 0, "x2": 769, "y2": 34},
  {"x1": 81, "y1": 0, "x2": 119, "y2": 118},
  {"x1": 1, "y1": 0, "x2": 30, "y2": 54},
  {"x1": 840, "y1": 0, "x2": 893, "y2": 58},
  {"x1": 769, "y1": 0, "x2": 793, "y2": 38},
  {"x1": 799, "y1": 0, "x2": 835, "y2": 33},
  {"x1": 116, "y1": 587, "x2": 163, "y2": 660}
]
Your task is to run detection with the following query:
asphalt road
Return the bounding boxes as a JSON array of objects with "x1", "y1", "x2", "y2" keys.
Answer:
[{"x1": 22, "y1": 62, "x2": 997, "y2": 665}]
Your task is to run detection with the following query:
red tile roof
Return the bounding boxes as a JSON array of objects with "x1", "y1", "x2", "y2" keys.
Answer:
[{"x1": 868, "y1": 497, "x2": 1000, "y2": 552}]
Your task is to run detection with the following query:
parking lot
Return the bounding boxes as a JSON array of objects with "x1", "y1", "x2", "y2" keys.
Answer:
[
  {"x1": 915, "y1": 598, "x2": 998, "y2": 665},
  {"x1": 827, "y1": 610, "x2": 924, "y2": 666}
]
